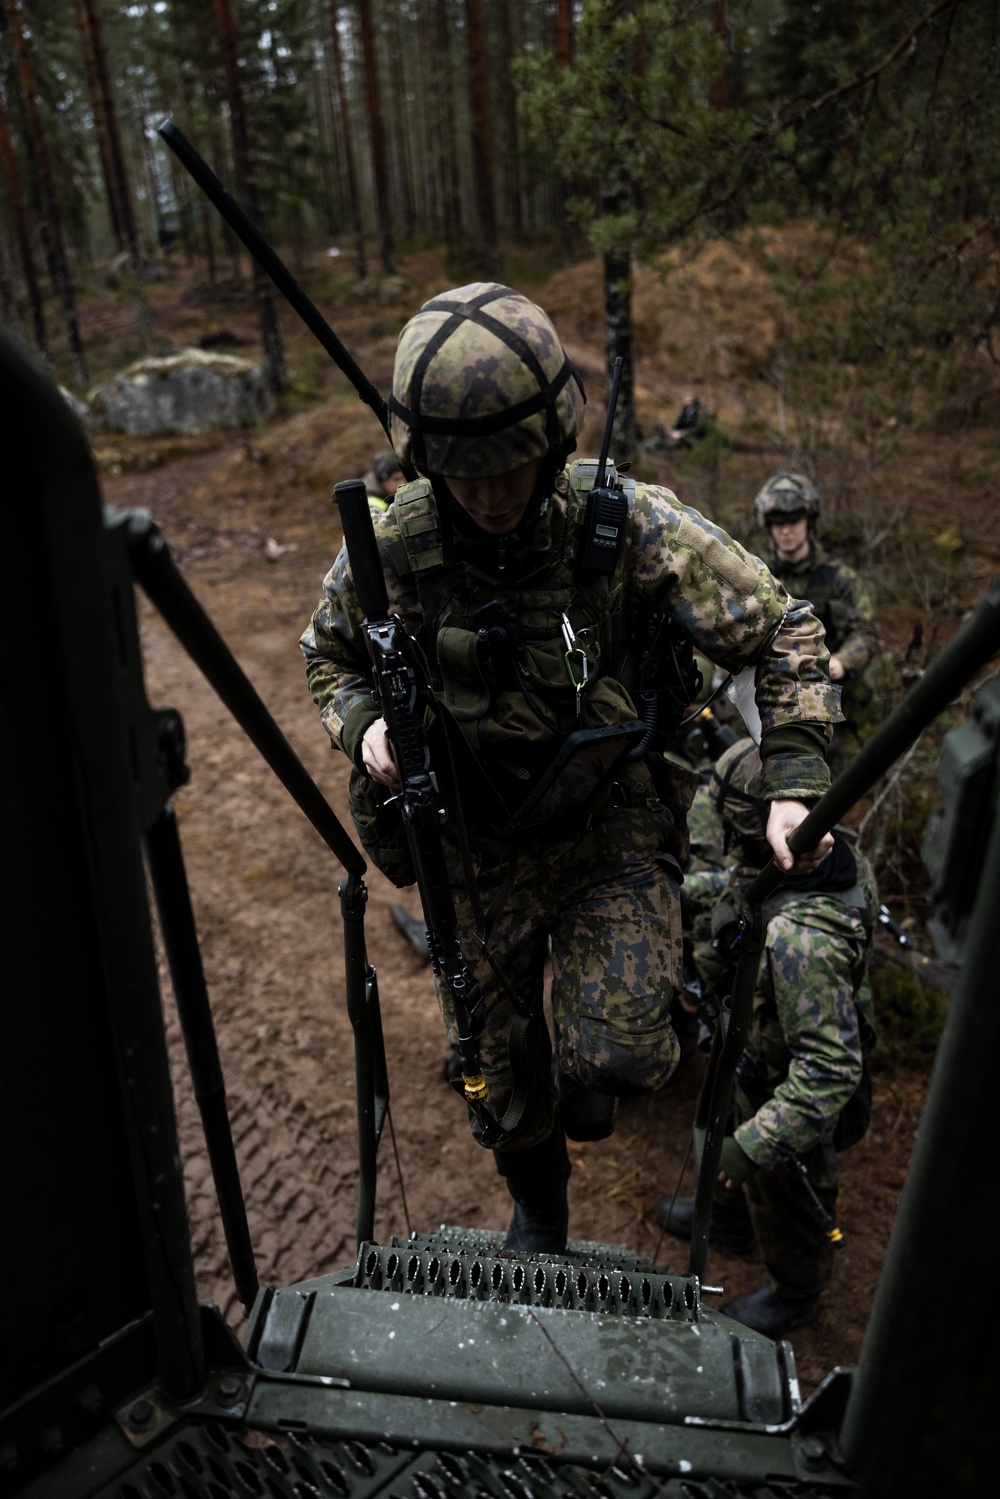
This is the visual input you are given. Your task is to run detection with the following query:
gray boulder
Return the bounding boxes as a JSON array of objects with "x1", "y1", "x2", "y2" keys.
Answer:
[{"x1": 92, "y1": 348, "x2": 274, "y2": 436}]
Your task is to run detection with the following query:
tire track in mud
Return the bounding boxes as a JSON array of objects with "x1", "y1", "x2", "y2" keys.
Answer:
[{"x1": 165, "y1": 999, "x2": 356, "y2": 1324}]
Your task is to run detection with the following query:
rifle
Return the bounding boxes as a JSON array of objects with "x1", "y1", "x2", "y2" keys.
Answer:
[
  {"x1": 877, "y1": 902, "x2": 913, "y2": 948},
  {"x1": 334, "y1": 478, "x2": 526, "y2": 1147}
]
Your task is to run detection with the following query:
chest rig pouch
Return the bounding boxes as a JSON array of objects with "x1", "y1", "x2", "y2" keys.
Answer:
[{"x1": 392, "y1": 469, "x2": 643, "y2": 828}]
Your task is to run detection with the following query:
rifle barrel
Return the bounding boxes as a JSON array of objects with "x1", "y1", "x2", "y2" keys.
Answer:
[{"x1": 334, "y1": 480, "x2": 390, "y2": 619}]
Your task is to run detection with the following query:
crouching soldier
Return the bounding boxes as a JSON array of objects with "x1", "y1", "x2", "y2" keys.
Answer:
[{"x1": 658, "y1": 737, "x2": 877, "y2": 1335}]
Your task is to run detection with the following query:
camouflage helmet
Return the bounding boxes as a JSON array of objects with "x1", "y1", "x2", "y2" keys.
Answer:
[
  {"x1": 373, "y1": 450, "x2": 401, "y2": 484},
  {"x1": 709, "y1": 737, "x2": 769, "y2": 857},
  {"x1": 753, "y1": 471, "x2": 820, "y2": 526},
  {"x1": 389, "y1": 283, "x2": 585, "y2": 478}
]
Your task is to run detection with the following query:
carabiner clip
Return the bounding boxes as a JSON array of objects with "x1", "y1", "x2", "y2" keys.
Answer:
[{"x1": 561, "y1": 612, "x2": 589, "y2": 705}]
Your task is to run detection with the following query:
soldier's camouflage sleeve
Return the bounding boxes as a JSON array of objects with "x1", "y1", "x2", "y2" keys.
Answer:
[
  {"x1": 830, "y1": 561, "x2": 878, "y2": 676},
  {"x1": 734, "y1": 899, "x2": 866, "y2": 1167},
  {"x1": 631, "y1": 488, "x2": 841, "y2": 801}
]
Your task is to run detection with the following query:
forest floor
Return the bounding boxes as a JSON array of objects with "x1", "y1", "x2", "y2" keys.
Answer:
[{"x1": 86, "y1": 228, "x2": 1000, "y2": 1396}]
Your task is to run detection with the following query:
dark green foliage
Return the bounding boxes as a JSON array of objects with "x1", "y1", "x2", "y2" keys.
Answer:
[
  {"x1": 234, "y1": 0, "x2": 323, "y2": 249},
  {"x1": 516, "y1": 1, "x2": 1000, "y2": 436},
  {"x1": 870, "y1": 956, "x2": 949, "y2": 1074}
]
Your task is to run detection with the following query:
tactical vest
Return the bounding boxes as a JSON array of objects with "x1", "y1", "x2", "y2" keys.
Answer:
[
  {"x1": 391, "y1": 463, "x2": 645, "y2": 806},
  {"x1": 771, "y1": 546, "x2": 874, "y2": 730},
  {"x1": 771, "y1": 548, "x2": 852, "y2": 655}
]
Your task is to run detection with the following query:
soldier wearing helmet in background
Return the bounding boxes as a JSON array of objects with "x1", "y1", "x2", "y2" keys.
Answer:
[
  {"x1": 301, "y1": 283, "x2": 840, "y2": 1255},
  {"x1": 364, "y1": 450, "x2": 405, "y2": 513},
  {"x1": 755, "y1": 472, "x2": 879, "y2": 767},
  {"x1": 658, "y1": 737, "x2": 878, "y2": 1337}
]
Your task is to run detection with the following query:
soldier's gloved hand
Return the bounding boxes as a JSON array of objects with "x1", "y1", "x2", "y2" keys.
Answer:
[
  {"x1": 718, "y1": 1135, "x2": 756, "y2": 1191},
  {"x1": 766, "y1": 799, "x2": 833, "y2": 874},
  {"x1": 362, "y1": 717, "x2": 400, "y2": 789}
]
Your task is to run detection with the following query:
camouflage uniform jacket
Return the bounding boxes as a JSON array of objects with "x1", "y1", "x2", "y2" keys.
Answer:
[
  {"x1": 301, "y1": 465, "x2": 842, "y2": 811},
  {"x1": 766, "y1": 541, "x2": 877, "y2": 678},
  {"x1": 682, "y1": 795, "x2": 877, "y2": 1169}
]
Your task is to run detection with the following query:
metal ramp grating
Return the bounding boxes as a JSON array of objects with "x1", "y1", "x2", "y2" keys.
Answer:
[
  {"x1": 351, "y1": 1236, "x2": 701, "y2": 1321},
  {"x1": 99, "y1": 1422, "x2": 845, "y2": 1499}
]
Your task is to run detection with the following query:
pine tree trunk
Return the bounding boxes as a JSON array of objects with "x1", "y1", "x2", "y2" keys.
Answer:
[
  {"x1": 89, "y1": 0, "x2": 138, "y2": 259},
  {"x1": 464, "y1": 0, "x2": 498, "y2": 276},
  {"x1": 201, "y1": 199, "x2": 218, "y2": 286},
  {"x1": 328, "y1": 1, "x2": 367, "y2": 278},
  {"x1": 386, "y1": 4, "x2": 416, "y2": 240},
  {"x1": 598, "y1": 3, "x2": 636, "y2": 463},
  {"x1": 0, "y1": 76, "x2": 48, "y2": 359},
  {"x1": 137, "y1": 108, "x2": 161, "y2": 247},
  {"x1": 213, "y1": 0, "x2": 287, "y2": 392},
  {"x1": 414, "y1": 2, "x2": 438, "y2": 232},
  {"x1": 602, "y1": 176, "x2": 636, "y2": 464},
  {"x1": 0, "y1": 228, "x2": 20, "y2": 335},
  {"x1": 72, "y1": 0, "x2": 123, "y2": 252},
  {"x1": 310, "y1": 64, "x2": 338, "y2": 237},
  {"x1": 410, "y1": 11, "x2": 432, "y2": 230},
  {"x1": 711, "y1": 0, "x2": 727, "y2": 108},
  {"x1": 357, "y1": 0, "x2": 395, "y2": 274},
  {"x1": 158, "y1": 86, "x2": 195, "y2": 265},
  {"x1": 494, "y1": 0, "x2": 522, "y2": 236},
  {"x1": 555, "y1": 0, "x2": 575, "y2": 260},
  {"x1": 78, "y1": 0, "x2": 139, "y2": 261},
  {"x1": 555, "y1": 0, "x2": 572, "y2": 68},
  {"x1": 3, "y1": 0, "x2": 86, "y2": 386},
  {"x1": 430, "y1": 0, "x2": 462, "y2": 275},
  {"x1": 211, "y1": 136, "x2": 243, "y2": 281}
]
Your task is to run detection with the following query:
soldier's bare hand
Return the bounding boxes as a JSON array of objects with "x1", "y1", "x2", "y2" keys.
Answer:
[
  {"x1": 829, "y1": 655, "x2": 845, "y2": 682},
  {"x1": 766, "y1": 799, "x2": 833, "y2": 875},
  {"x1": 362, "y1": 717, "x2": 400, "y2": 788}
]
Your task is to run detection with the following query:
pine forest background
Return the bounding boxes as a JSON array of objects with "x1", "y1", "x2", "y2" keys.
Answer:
[{"x1": 3, "y1": 1, "x2": 999, "y2": 420}]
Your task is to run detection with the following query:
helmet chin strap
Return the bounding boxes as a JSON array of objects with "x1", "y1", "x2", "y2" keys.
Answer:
[{"x1": 430, "y1": 450, "x2": 564, "y2": 549}]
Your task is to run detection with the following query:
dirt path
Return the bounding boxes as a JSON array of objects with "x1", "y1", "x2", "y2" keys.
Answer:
[{"x1": 106, "y1": 427, "x2": 929, "y2": 1400}]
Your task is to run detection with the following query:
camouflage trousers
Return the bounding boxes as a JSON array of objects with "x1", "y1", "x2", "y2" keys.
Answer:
[
  {"x1": 730, "y1": 1082, "x2": 839, "y2": 1303},
  {"x1": 745, "y1": 1147, "x2": 839, "y2": 1303},
  {"x1": 434, "y1": 799, "x2": 683, "y2": 1151}
]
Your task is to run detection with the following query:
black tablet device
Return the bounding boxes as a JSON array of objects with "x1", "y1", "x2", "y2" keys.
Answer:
[{"x1": 501, "y1": 719, "x2": 648, "y2": 838}]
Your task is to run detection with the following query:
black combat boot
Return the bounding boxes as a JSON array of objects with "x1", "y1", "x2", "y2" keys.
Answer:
[
  {"x1": 495, "y1": 1127, "x2": 571, "y2": 1255},
  {"x1": 556, "y1": 1068, "x2": 618, "y2": 1142},
  {"x1": 389, "y1": 903, "x2": 430, "y2": 959},
  {"x1": 655, "y1": 1194, "x2": 756, "y2": 1255},
  {"x1": 721, "y1": 1285, "x2": 817, "y2": 1336}
]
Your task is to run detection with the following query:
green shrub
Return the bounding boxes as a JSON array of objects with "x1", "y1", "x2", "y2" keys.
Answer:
[{"x1": 870, "y1": 957, "x2": 950, "y2": 1074}]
